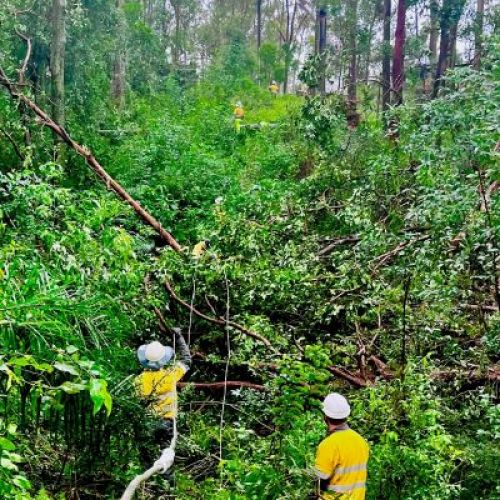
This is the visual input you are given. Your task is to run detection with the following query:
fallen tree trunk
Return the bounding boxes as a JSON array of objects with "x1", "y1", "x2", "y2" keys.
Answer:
[
  {"x1": 164, "y1": 281, "x2": 275, "y2": 350},
  {"x1": 178, "y1": 381, "x2": 266, "y2": 391},
  {"x1": 0, "y1": 67, "x2": 181, "y2": 252}
]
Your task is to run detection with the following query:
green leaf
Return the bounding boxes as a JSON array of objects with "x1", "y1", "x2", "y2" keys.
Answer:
[
  {"x1": 53, "y1": 362, "x2": 79, "y2": 376},
  {"x1": 58, "y1": 381, "x2": 87, "y2": 394},
  {"x1": 0, "y1": 437, "x2": 16, "y2": 451},
  {"x1": 13, "y1": 475, "x2": 31, "y2": 490},
  {"x1": 89, "y1": 378, "x2": 112, "y2": 416},
  {"x1": 0, "y1": 457, "x2": 18, "y2": 470}
]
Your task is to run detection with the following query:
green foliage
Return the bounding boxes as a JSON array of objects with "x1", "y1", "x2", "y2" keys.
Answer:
[{"x1": 0, "y1": 14, "x2": 498, "y2": 499}]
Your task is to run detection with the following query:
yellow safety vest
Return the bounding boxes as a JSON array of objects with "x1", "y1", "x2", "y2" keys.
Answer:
[
  {"x1": 314, "y1": 426, "x2": 369, "y2": 499},
  {"x1": 136, "y1": 363, "x2": 187, "y2": 419},
  {"x1": 234, "y1": 106, "x2": 244, "y2": 119},
  {"x1": 269, "y1": 84, "x2": 279, "y2": 94},
  {"x1": 192, "y1": 241, "x2": 207, "y2": 258}
]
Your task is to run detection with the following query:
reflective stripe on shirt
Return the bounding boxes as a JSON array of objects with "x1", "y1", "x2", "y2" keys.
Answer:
[
  {"x1": 314, "y1": 467, "x2": 331, "y2": 480},
  {"x1": 328, "y1": 482, "x2": 366, "y2": 493},
  {"x1": 335, "y1": 463, "x2": 367, "y2": 474}
]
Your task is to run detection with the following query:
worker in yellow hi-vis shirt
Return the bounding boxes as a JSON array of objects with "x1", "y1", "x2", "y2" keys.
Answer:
[
  {"x1": 268, "y1": 80, "x2": 279, "y2": 96},
  {"x1": 314, "y1": 393, "x2": 369, "y2": 499},
  {"x1": 136, "y1": 328, "x2": 191, "y2": 468},
  {"x1": 233, "y1": 101, "x2": 244, "y2": 132}
]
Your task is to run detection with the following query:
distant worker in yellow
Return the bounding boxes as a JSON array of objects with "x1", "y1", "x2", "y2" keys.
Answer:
[
  {"x1": 233, "y1": 101, "x2": 244, "y2": 132},
  {"x1": 268, "y1": 80, "x2": 279, "y2": 96},
  {"x1": 135, "y1": 330, "x2": 191, "y2": 469},
  {"x1": 314, "y1": 393, "x2": 369, "y2": 499},
  {"x1": 192, "y1": 239, "x2": 211, "y2": 259}
]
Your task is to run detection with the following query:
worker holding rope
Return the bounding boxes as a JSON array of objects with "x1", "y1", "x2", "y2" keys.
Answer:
[{"x1": 135, "y1": 329, "x2": 191, "y2": 475}]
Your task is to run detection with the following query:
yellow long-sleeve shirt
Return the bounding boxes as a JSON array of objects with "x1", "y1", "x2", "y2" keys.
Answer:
[{"x1": 136, "y1": 362, "x2": 188, "y2": 419}]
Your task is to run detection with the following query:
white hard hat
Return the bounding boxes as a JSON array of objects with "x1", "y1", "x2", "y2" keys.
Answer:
[
  {"x1": 145, "y1": 341, "x2": 167, "y2": 361},
  {"x1": 137, "y1": 341, "x2": 173, "y2": 369},
  {"x1": 236, "y1": 101, "x2": 242, "y2": 107},
  {"x1": 322, "y1": 393, "x2": 351, "y2": 419}
]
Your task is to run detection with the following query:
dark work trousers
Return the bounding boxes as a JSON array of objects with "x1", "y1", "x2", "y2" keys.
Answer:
[{"x1": 139, "y1": 418, "x2": 174, "y2": 470}]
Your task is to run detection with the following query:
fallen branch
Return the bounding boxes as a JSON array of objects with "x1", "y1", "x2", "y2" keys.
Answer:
[
  {"x1": 431, "y1": 366, "x2": 500, "y2": 384},
  {"x1": 164, "y1": 281, "x2": 275, "y2": 350},
  {"x1": 368, "y1": 355, "x2": 396, "y2": 379},
  {"x1": 327, "y1": 365, "x2": 369, "y2": 388},
  {"x1": 0, "y1": 67, "x2": 181, "y2": 252},
  {"x1": 178, "y1": 381, "x2": 267, "y2": 391},
  {"x1": 318, "y1": 236, "x2": 360, "y2": 257},
  {"x1": 329, "y1": 236, "x2": 431, "y2": 302},
  {"x1": 370, "y1": 235, "x2": 430, "y2": 271},
  {"x1": 461, "y1": 303, "x2": 499, "y2": 313}
]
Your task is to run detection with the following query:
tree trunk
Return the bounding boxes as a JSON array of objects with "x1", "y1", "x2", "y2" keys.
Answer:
[
  {"x1": 474, "y1": 0, "x2": 484, "y2": 69},
  {"x1": 433, "y1": 0, "x2": 465, "y2": 98},
  {"x1": 256, "y1": 0, "x2": 262, "y2": 50},
  {"x1": 347, "y1": 0, "x2": 358, "y2": 103},
  {"x1": 382, "y1": 0, "x2": 392, "y2": 113},
  {"x1": 449, "y1": 22, "x2": 458, "y2": 69},
  {"x1": 284, "y1": 0, "x2": 291, "y2": 94},
  {"x1": 111, "y1": 0, "x2": 126, "y2": 109},
  {"x1": 170, "y1": 1, "x2": 181, "y2": 67},
  {"x1": 347, "y1": 0, "x2": 359, "y2": 126},
  {"x1": 392, "y1": 0, "x2": 406, "y2": 106},
  {"x1": 429, "y1": 0, "x2": 439, "y2": 68},
  {"x1": 283, "y1": 0, "x2": 298, "y2": 94},
  {"x1": 50, "y1": 0, "x2": 66, "y2": 146},
  {"x1": 364, "y1": 3, "x2": 378, "y2": 84},
  {"x1": 318, "y1": 8, "x2": 327, "y2": 95}
]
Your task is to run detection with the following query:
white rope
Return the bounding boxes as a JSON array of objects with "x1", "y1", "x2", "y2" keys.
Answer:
[
  {"x1": 120, "y1": 422, "x2": 177, "y2": 500},
  {"x1": 219, "y1": 269, "x2": 231, "y2": 478},
  {"x1": 188, "y1": 274, "x2": 196, "y2": 347}
]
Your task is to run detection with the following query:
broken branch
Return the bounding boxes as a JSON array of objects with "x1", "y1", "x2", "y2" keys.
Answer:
[
  {"x1": 318, "y1": 236, "x2": 360, "y2": 256},
  {"x1": 0, "y1": 67, "x2": 181, "y2": 252},
  {"x1": 164, "y1": 280, "x2": 275, "y2": 350},
  {"x1": 370, "y1": 235, "x2": 430, "y2": 271},
  {"x1": 327, "y1": 365, "x2": 369, "y2": 388}
]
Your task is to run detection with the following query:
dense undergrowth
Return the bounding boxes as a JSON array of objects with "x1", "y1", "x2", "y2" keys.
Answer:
[{"x1": 1, "y1": 37, "x2": 499, "y2": 500}]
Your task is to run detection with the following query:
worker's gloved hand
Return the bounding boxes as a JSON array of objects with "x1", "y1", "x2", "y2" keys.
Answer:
[{"x1": 155, "y1": 448, "x2": 175, "y2": 472}]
